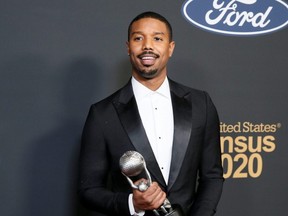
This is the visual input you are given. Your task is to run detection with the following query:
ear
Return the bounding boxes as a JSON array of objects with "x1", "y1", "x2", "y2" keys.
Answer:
[
  {"x1": 169, "y1": 41, "x2": 175, "y2": 57},
  {"x1": 126, "y1": 41, "x2": 130, "y2": 56}
]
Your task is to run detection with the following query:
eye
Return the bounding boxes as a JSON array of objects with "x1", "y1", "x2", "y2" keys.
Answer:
[
  {"x1": 154, "y1": 37, "x2": 163, "y2": 41},
  {"x1": 133, "y1": 36, "x2": 143, "y2": 41}
]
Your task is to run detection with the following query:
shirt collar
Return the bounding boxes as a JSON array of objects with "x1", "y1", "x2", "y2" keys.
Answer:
[{"x1": 131, "y1": 76, "x2": 171, "y2": 100}]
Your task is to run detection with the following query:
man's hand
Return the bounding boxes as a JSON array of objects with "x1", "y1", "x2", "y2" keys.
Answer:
[{"x1": 132, "y1": 179, "x2": 166, "y2": 212}]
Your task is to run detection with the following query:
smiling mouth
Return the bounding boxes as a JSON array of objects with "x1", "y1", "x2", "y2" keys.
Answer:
[{"x1": 138, "y1": 52, "x2": 159, "y2": 66}]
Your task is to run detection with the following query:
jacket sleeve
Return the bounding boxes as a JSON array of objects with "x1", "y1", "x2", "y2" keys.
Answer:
[
  {"x1": 78, "y1": 104, "x2": 130, "y2": 215},
  {"x1": 190, "y1": 92, "x2": 224, "y2": 216}
]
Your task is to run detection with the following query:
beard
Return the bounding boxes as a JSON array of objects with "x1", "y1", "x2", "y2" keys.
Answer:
[
  {"x1": 131, "y1": 62, "x2": 159, "y2": 79},
  {"x1": 137, "y1": 68, "x2": 158, "y2": 79}
]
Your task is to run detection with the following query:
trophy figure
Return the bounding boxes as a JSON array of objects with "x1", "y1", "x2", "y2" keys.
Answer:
[{"x1": 119, "y1": 151, "x2": 184, "y2": 216}]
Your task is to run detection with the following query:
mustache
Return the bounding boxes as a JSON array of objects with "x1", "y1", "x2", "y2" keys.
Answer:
[{"x1": 138, "y1": 51, "x2": 159, "y2": 58}]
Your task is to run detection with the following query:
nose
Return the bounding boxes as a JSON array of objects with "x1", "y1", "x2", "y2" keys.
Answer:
[{"x1": 143, "y1": 38, "x2": 153, "y2": 50}]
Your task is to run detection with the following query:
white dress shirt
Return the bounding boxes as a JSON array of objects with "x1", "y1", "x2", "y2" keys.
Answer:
[
  {"x1": 132, "y1": 76, "x2": 174, "y2": 183},
  {"x1": 128, "y1": 76, "x2": 174, "y2": 215}
]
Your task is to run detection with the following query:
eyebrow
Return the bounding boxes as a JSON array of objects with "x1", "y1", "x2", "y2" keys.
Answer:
[{"x1": 131, "y1": 31, "x2": 165, "y2": 36}]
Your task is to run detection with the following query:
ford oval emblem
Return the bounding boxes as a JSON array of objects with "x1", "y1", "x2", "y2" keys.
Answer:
[{"x1": 182, "y1": 0, "x2": 288, "y2": 36}]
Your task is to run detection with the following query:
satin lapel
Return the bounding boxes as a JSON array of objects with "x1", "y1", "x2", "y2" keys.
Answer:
[
  {"x1": 113, "y1": 82, "x2": 166, "y2": 187},
  {"x1": 168, "y1": 81, "x2": 192, "y2": 191}
]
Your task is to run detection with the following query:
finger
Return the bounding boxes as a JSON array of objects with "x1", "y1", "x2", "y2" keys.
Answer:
[
  {"x1": 144, "y1": 186, "x2": 166, "y2": 209},
  {"x1": 132, "y1": 181, "x2": 167, "y2": 211},
  {"x1": 145, "y1": 182, "x2": 162, "y2": 196},
  {"x1": 151, "y1": 190, "x2": 166, "y2": 209}
]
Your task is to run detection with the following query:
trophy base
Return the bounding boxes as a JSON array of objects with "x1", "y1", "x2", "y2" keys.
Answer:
[
  {"x1": 153, "y1": 205, "x2": 184, "y2": 216},
  {"x1": 166, "y1": 205, "x2": 184, "y2": 216}
]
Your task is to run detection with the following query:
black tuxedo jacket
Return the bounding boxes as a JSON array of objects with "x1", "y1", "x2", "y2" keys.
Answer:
[{"x1": 79, "y1": 78, "x2": 223, "y2": 216}]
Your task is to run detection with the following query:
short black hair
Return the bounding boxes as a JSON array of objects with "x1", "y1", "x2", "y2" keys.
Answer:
[{"x1": 128, "y1": 11, "x2": 173, "y2": 42}]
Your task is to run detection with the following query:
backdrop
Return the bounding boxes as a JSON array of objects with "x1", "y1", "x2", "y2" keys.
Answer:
[{"x1": 1, "y1": 1, "x2": 287, "y2": 216}]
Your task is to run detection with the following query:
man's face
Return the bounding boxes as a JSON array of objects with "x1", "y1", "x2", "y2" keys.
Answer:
[{"x1": 126, "y1": 18, "x2": 175, "y2": 80}]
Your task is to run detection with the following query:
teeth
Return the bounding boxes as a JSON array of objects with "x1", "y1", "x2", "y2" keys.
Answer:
[{"x1": 142, "y1": 56, "x2": 155, "y2": 60}]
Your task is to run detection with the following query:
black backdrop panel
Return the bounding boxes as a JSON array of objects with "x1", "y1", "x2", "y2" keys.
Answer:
[{"x1": 1, "y1": 1, "x2": 287, "y2": 215}]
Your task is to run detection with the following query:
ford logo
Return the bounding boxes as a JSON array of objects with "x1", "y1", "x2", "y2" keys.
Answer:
[{"x1": 182, "y1": 0, "x2": 288, "y2": 36}]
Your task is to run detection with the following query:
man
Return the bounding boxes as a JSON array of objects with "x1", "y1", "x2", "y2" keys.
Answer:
[{"x1": 79, "y1": 11, "x2": 224, "y2": 216}]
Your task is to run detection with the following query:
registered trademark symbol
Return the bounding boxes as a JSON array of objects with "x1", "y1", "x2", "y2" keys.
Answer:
[{"x1": 277, "y1": 123, "x2": 281, "y2": 128}]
